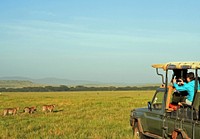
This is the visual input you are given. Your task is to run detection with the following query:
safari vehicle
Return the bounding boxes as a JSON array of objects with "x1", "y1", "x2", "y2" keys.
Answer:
[{"x1": 130, "y1": 62, "x2": 200, "y2": 139}]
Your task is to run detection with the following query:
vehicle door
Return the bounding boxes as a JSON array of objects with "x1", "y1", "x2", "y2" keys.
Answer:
[{"x1": 145, "y1": 89, "x2": 165, "y2": 136}]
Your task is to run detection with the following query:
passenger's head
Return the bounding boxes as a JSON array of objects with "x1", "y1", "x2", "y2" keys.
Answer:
[{"x1": 186, "y1": 72, "x2": 194, "y2": 82}]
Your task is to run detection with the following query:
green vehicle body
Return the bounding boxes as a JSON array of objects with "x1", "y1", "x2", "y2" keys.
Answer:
[{"x1": 130, "y1": 62, "x2": 200, "y2": 139}]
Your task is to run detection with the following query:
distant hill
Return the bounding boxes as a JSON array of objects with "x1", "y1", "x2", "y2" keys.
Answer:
[
  {"x1": 0, "y1": 76, "x2": 160, "y2": 88},
  {"x1": 0, "y1": 76, "x2": 105, "y2": 87},
  {"x1": 32, "y1": 77, "x2": 103, "y2": 85},
  {"x1": 0, "y1": 80, "x2": 40, "y2": 88}
]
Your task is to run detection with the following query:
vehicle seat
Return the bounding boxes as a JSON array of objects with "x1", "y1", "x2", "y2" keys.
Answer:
[
  {"x1": 169, "y1": 103, "x2": 180, "y2": 110},
  {"x1": 169, "y1": 91, "x2": 188, "y2": 110}
]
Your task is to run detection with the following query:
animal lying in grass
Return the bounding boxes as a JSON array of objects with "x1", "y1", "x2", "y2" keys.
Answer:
[
  {"x1": 23, "y1": 106, "x2": 37, "y2": 114},
  {"x1": 42, "y1": 104, "x2": 55, "y2": 112},
  {"x1": 3, "y1": 107, "x2": 19, "y2": 116}
]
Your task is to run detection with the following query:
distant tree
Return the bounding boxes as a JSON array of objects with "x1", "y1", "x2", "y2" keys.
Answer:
[
  {"x1": 45, "y1": 86, "x2": 54, "y2": 92},
  {"x1": 59, "y1": 85, "x2": 70, "y2": 91},
  {"x1": 0, "y1": 85, "x2": 159, "y2": 92}
]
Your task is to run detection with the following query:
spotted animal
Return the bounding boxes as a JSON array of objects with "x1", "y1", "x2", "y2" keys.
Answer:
[
  {"x1": 3, "y1": 107, "x2": 19, "y2": 116},
  {"x1": 24, "y1": 106, "x2": 37, "y2": 114},
  {"x1": 42, "y1": 104, "x2": 55, "y2": 112}
]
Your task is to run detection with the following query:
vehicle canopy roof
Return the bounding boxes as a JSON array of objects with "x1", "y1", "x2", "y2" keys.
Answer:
[{"x1": 152, "y1": 61, "x2": 200, "y2": 71}]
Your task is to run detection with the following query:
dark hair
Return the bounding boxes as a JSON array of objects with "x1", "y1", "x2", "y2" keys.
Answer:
[{"x1": 186, "y1": 72, "x2": 194, "y2": 80}]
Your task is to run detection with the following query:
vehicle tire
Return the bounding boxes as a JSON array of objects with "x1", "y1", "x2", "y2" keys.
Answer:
[
  {"x1": 133, "y1": 122, "x2": 146, "y2": 139},
  {"x1": 176, "y1": 133, "x2": 183, "y2": 139}
]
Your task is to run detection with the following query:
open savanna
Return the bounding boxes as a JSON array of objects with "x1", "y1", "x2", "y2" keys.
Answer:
[{"x1": 0, "y1": 91, "x2": 154, "y2": 139}]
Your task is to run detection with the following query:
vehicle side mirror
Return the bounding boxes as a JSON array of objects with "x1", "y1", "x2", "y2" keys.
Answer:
[{"x1": 148, "y1": 101, "x2": 152, "y2": 111}]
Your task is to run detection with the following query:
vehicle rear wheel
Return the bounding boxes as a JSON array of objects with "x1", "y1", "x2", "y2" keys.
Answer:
[
  {"x1": 133, "y1": 122, "x2": 141, "y2": 139},
  {"x1": 176, "y1": 133, "x2": 183, "y2": 139},
  {"x1": 172, "y1": 131, "x2": 183, "y2": 139}
]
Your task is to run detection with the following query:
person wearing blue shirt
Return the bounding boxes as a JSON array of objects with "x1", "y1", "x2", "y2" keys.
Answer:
[{"x1": 173, "y1": 72, "x2": 195, "y2": 105}]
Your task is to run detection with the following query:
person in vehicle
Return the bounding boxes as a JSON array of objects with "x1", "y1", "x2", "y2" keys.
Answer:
[{"x1": 173, "y1": 72, "x2": 195, "y2": 105}]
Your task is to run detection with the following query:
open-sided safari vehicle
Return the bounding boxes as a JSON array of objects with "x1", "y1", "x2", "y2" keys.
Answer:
[{"x1": 130, "y1": 62, "x2": 200, "y2": 139}]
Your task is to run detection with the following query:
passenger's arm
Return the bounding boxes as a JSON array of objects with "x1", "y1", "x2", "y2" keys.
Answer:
[{"x1": 173, "y1": 83, "x2": 188, "y2": 91}]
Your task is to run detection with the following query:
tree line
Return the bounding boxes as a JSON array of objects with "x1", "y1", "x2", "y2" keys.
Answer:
[{"x1": 0, "y1": 85, "x2": 159, "y2": 92}]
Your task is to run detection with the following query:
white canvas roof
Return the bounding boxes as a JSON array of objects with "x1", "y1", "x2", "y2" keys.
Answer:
[{"x1": 152, "y1": 62, "x2": 200, "y2": 70}]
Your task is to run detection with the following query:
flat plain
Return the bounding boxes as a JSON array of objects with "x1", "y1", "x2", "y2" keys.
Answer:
[{"x1": 0, "y1": 91, "x2": 154, "y2": 139}]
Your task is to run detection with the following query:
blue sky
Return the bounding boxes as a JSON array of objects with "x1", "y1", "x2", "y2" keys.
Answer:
[{"x1": 0, "y1": 0, "x2": 200, "y2": 84}]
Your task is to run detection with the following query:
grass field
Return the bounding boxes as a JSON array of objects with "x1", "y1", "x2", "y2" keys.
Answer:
[{"x1": 0, "y1": 91, "x2": 154, "y2": 139}]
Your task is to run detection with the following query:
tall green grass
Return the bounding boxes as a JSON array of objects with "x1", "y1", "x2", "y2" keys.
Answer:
[{"x1": 0, "y1": 91, "x2": 154, "y2": 139}]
